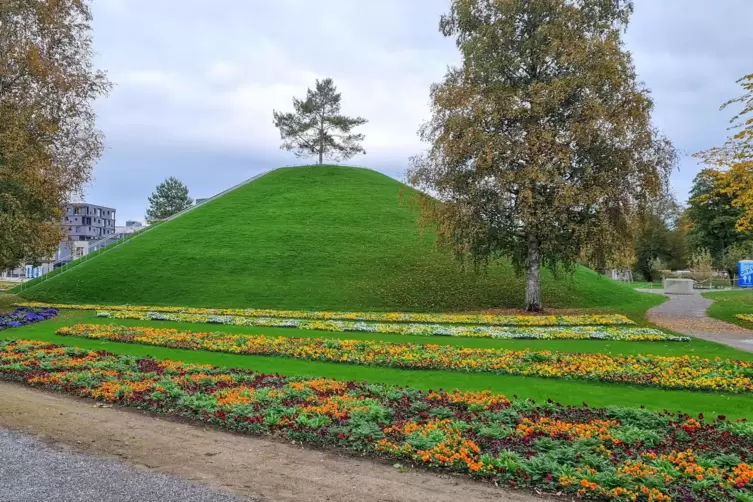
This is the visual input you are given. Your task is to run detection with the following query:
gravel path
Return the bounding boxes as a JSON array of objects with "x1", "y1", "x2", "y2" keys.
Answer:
[
  {"x1": 641, "y1": 289, "x2": 753, "y2": 353},
  {"x1": 0, "y1": 427, "x2": 252, "y2": 502}
]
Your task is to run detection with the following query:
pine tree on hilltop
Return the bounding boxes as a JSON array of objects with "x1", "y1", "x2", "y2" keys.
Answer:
[
  {"x1": 146, "y1": 177, "x2": 193, "y2": 223},
  {"x1": 273, "y1": 78, "x2": 368, "y2": 165}
]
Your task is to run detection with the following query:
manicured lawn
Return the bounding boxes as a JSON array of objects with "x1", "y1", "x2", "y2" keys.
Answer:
[
  {"x1": 704, "y1": 289, "x2": 753, "y2": 328},
  {"x1": 5, "y1": 310, "x2": 753, "y2": 419},
  {"x1": 0, "y1": 294, "x2": 18, "y2": 311},
  {"x1": 625, "y1": 281, "x2": 660, "y2": 289},
  {"x1": 19, "y1": 166, "x2": 658, "y2": 312}
]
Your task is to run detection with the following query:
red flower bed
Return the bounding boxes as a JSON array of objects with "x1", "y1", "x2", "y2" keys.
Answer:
[{"x1": 1, "y1": 339, "x2": 751, "y2": 501}]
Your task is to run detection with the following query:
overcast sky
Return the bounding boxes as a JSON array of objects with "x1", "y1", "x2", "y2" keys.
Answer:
[{"x1": 87, "y1": 0, "x2": 753, "y2": 223}]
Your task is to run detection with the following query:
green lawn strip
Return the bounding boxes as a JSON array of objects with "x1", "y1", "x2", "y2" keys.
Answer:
[
  {"x1": 5, "y1": 312, "x2": 753, "y2": 419},
  {"x1": 624, "y1": 281, "x2": 660, "y2": 290},
  {"x1": 57, "y1": 310, "x2": 753, "y2": 360},
  {"x1": 704, "y1": 290, "x2": 753, "y2": 328}
]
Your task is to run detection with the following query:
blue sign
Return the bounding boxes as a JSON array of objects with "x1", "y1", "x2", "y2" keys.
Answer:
[{"x1": 739, "y1": 260, "x2": 753, "y2": 288}]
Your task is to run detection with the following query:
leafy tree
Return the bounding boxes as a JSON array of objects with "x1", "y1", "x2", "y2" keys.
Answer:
[
  {"x1": 686, "y1": 169, "x2": 745, "y2": 264},
  {"x1": 634, "y1": 213, "x2": 686, "y2": 281},
  {"x1": 408, "y1": 0, "x2": 676, "y2": 311},
  {"x1": 273, "y1": 78, "x2": 368, "y2": 165},
  {"x1": 145, "y1": 177, "x2": 193, "y2": 223},
  {"x1": 695, "y1": 74, "x2": 753, "y2": 232},
  {"x1": 0, "y1": 0, "x2": 110, "y2": 270},
  {"x1": 722, "y1": 241, "x2": 753, "y2": 277}
]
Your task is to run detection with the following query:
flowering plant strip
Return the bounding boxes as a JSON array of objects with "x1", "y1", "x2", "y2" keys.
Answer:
[
  {"x1": 57, "y1": 324, "x2": 753, "y2": 394},
  {"x1": 0, "y1": 307, "x2": 58, "y2": 330},
  {"x1": 1, "y1": 339, "x2": 751, "y2": 501},
  {"x1": 17, "y1": 302, "x2": 634, "y2": 326},
  {"x1": 95, "y1": 310, "x2": 686, "y2": 342},
  {"x1": 736, "y1": 314, "x2": 753, "y2": 323}
]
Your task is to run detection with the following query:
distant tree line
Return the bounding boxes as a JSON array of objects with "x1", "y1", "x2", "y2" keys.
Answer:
[{"x1": 631, "y1": 73, "x2": 753, "y2": 282}]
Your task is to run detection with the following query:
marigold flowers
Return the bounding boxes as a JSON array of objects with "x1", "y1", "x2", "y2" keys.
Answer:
[{"x1": 57, "y1": 324, "x2": 753, "y2": 393}]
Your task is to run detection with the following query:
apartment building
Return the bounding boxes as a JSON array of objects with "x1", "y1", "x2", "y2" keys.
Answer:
[
  {"x1": 1, "y1": 202, "x2": 119, "y2": 281},
  {"x1": 63, "y1": 203, "x2": 117, "y2": 241}
]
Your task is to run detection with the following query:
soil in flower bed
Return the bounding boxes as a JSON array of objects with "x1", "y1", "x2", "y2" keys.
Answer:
[
  {"x1": 1, "y1": 338, "x2": 751, "y2": 501},
  {"x1": 0, "y1": 307, "x2": 58, "y2": 330},
  {"x1": 58, "y1": 324, "x2": 753, "y2": 394}
]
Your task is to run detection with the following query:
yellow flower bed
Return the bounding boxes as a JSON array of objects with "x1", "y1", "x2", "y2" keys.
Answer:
[
  {"x1": 17, "y1": 301, "x2": 634, "y2": 326},
  {"x1": 96, "y1": 310, "x2": 687, "y2": 341},
  {"x1": 57, "y1": 324, "x2": 753, "y2": 393},
  {"x1": 736, "y1": 314, "x2": 753, "y2": 323}
]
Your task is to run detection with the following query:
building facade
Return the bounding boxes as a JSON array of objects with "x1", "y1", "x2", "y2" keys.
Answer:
[
  {"x1": 2, "y1": 202, "x2": 119, "y2": 281},
  {"x1": 115, "y1": 220, "x2": 145, "y2": 235},
  {"x1": 63, "y1": 203, "x2": 117, "y2": 241}
]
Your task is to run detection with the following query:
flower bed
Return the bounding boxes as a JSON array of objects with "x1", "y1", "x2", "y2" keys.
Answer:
[
  {"x1": 736, "y1": 314, "x2": 753, "y2": 323},
  {"x1": 0, "y1": 307, "x2": 58, "y2": 330},
  {"x1": 95, "y1": 310, "x2": 685, "y2": 342},
  {"x1": 57, "y1": 324, "x2": 752, "y2": 393},
  {"x1": 1, "y1": 339, "x2": 751, "y2": 501},
  {"x1": 17, "y1": 301, "x2": 634, "y2": 326}
]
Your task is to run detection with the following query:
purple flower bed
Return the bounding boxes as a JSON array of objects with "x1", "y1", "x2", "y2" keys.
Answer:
[{"x1": 0, "y1": 307, "x2": 58, "y2": 330}]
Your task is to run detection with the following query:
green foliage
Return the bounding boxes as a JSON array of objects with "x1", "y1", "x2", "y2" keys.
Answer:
[
  {"x1": 686, "y1": 169, "x2": 747, "y2": 265},
  {"x1": 145, "y1": 177, "x2": 193, "y2": 223},
  {"x1": 20, "y1": 166, "x2": 655, "y2": 311},
  {"x1": 722, "y1": 241, "x2": 753, "y2": 276},
  {"x1": 409, "y1": 0, "x2": 676, "y2": 311},
  {"x1": 273, "y1": 78, "x2": 367, "y2": 165},
  {"x1": 634, "y1": 213, "x2": 687, "y2": 281}
]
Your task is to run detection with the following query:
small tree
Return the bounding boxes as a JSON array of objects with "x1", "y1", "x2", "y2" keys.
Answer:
[
  {"x1": 408, "y1": 0, "x2": 676, "y2": 311},
  {"x1": 722, "y1": 241, "x2": 753, "y2": 277},
  {"x1": 273, "y1": 78, "x2": 368, "y2": 165},
  {"x1": 648, "y1": 257, "x2": 668, "y2": 283},
  {"x1": 145, "y1": 177, "x2": 193, "y2": 223},
  {"x1": 689, "y1": 249, "x2": 715, "y2": 287}
]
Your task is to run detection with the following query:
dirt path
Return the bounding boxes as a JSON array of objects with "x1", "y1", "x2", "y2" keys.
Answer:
[
  {"x1": 0, "y1": 382, "x2": 548, "y2": 502},
  {"x1": 642, "y1": 289, "x2": 753, "y2": 353}
]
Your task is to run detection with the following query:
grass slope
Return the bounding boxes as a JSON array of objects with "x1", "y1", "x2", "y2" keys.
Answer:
[
  {"x1": 5, "y1": 310, "x2": 753, "y2": 419},
  {"x1": 704, "y1": 289, "x2": 753, "y2": 328},
  {"x1": 21, "y1": 166, "x2": 654, "y2": 312}
]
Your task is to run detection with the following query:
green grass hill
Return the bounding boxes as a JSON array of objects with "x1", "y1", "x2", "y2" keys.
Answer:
[{"x1": 19, "y1": 166, "x2": 651, "y2": 312}]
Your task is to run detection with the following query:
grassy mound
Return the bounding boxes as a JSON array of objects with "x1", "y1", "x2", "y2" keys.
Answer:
[{"x1": 20, "y1": 166, "x2": 650, "y2": 311}]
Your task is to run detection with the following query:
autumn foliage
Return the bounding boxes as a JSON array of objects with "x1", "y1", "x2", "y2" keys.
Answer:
[
  {"x1": 695, "y1": 74, "x2": 753, "y2": 234},
  {"x1": 409, "y1": 0, "x2": 676, "y2": 311},
  {"x1": 0, "y1": 0, "x2": 110, "y2": 270}
]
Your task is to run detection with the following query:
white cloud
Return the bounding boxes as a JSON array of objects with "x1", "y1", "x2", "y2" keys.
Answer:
[{"x1": 86, "y1": 0, "x2": 753, "y2": 220}]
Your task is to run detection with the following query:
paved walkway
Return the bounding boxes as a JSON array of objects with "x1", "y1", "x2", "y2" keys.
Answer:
[
  {"x1": 640, "y1": 289, "x2": 753, "y2": 353},
  {"x1": 0, "y1": 427, "x2": 250, "y2": 502}
]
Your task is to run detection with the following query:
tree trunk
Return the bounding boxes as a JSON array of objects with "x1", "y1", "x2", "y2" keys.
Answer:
[
  {"x1": 318, "y1": 115, "x2": 324, "y2": 165},
  {"x1": 525, "y1": 236, "x2": 542, "y2": 312}
]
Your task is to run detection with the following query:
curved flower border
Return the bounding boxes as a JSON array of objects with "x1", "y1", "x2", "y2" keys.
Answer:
[
  {"x1": 57, "y1": 324, "x2": 751, "y2": 393},
  {"x1": 95, "y1": 310, "x2": 686, "y2": 342},
  {"x1": 1, "y1": 339, "x2": 751, "y2": 502},
  {"x1": 17, "y1": 301, "x2": 634, "y2": 326}
]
